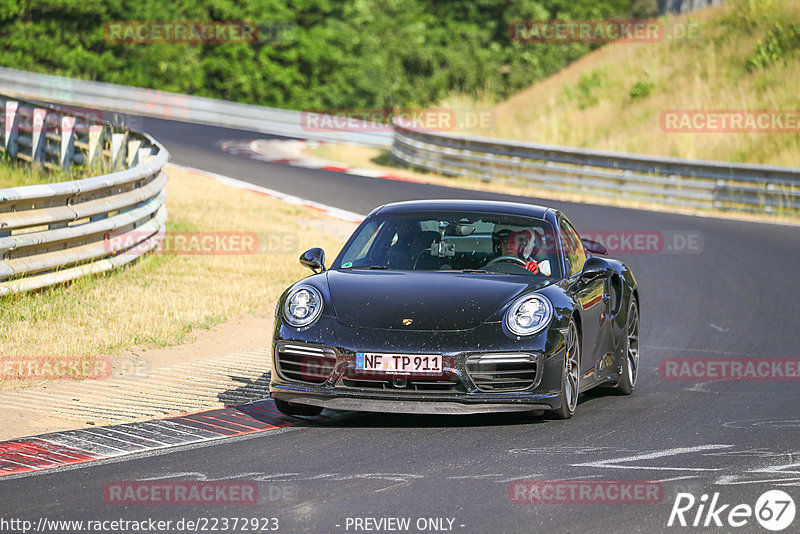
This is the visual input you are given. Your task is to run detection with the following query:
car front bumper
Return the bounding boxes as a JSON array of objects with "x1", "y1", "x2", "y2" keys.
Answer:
[{"x1": 269, "y1": 326, "x2": 568, "y2": 414}]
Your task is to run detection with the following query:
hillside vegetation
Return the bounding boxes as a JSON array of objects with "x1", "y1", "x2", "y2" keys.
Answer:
[
  {"x1": 0, "y1": 0, "x2": 652, "y2": 110},
  {"x1": 470, "y1": 0, "x2": 800, "y2": 166}
]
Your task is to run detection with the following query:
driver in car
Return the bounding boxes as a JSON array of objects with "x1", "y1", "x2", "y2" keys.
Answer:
[{"x1": 491, "y1": 228, "x2": 552, "y2": 276}]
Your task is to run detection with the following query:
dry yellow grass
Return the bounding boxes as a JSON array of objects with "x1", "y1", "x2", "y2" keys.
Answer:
[
  {"x1": 447, "y1": 0, "x2": 800, "y2": 167},
  {"x1": 0, "y1": 167, "x2": 348, "y2": 377}
]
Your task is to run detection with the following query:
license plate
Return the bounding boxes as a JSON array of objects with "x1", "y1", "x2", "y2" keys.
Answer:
[{"x1": 355, "y1": 353, "x2": 442, "y2": 374}]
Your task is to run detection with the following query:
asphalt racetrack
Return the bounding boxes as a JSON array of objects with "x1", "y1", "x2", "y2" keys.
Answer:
[{"x1": 2, "y1": 116, "x2": 799, "y2": 533}]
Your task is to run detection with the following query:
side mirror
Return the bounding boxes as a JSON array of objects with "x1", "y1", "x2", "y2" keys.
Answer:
[
  {"x1": 300, "y1": 248, "x2": 326, "y2": 273},
  {"x1": 580, "y1": 257, "x2": 613, "y2": 282},
  {"x1": 581, "y1": 238, "x2": 608, "y2": 256}
]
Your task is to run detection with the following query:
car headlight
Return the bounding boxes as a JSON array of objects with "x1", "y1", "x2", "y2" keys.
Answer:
[
  {"x1": 504, "y1": 294, "x2": 553, "y2": 336},
  {"x1": 283, "y1": 285, "x2": 324, "y2": 328}
]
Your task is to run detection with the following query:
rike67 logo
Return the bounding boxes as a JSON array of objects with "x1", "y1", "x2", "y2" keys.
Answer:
[{"x1": 668, "y1": 490, "x2": 796, "y2": 531}]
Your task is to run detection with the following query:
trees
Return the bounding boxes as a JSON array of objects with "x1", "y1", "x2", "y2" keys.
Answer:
[{"x1": 0, "y1": 0, "x2": 640, "y2": 109}]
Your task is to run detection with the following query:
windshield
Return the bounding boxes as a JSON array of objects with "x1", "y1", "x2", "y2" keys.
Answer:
[{"x1": 332, "y1": 211, "x2": 561, "y2": 278}]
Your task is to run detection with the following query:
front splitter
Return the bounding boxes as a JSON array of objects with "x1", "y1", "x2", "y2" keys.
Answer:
[{"x1": 273, "y1": 391, "x2": 556, "y2": 415}]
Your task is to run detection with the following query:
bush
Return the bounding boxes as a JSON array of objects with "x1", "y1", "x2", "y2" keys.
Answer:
[
  {"x1": 566, "y1": 69, "x2": 609, "y2": 110},
  {"x1": 747, "y1": 22, "x2": 800, "y2": 70},
  {"x1": 629, "y1": 79, "x2": 655, "y2": 100}
]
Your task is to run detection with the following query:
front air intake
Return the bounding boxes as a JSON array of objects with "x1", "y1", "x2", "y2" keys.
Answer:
[
  {"x1": 465, "y1": 353, "x2": 539, "y2": 391},
  {"x1": 276, "y1": 344, "x2": 336, "y2": 384}
]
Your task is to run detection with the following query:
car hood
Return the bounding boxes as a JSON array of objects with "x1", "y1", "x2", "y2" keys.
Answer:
[{"x1": 326, "y1": 270, "x2": 537, "y2": 331}]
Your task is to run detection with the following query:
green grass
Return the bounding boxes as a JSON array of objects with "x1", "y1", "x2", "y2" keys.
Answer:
[{"x1": 0, "y1": 160, "x2": 74, "y2": 188}]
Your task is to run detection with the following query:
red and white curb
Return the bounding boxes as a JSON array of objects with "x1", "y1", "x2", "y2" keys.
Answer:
[
  {"x1": 220, "y1": 139, "x2": 426, "y2": 184},
  {"x1": 0, "y1": 400, "x2": 322, "y2": 478},
  {"x1": 170, "y1": 162, "x2": 365, "y2": 223}
]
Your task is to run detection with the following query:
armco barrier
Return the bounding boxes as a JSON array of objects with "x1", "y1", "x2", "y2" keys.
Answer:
[
  {"x1": 391, "y1": 124, "x2": 800, "y2": 216},
  {"x1": 0, "y1": 66, "x2": 393, "y2": 148},
  {"x1": 0, "y1": 94, "x2": 168, "y2": 295}
]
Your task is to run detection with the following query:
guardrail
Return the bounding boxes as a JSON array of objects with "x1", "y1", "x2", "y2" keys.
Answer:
[
  {"x1": 0, "y1": 94, "x2": 168, "y2": 295},
  {"x1": 0, "y1": 66, "x2": 393, "y2": 148},
  {"x1": 391, "y1": 125, "x2": 800, "y2": 216},
  {"x1": 5, "y1": 67, "x2": 796, "y2": 218}
]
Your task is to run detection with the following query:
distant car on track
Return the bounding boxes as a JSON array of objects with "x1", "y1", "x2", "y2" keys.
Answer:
[{"x1": 270, "y1": 200, "x2": 640, "y2": 419}]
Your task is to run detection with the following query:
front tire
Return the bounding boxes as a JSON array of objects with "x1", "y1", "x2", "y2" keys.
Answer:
[
  {"x1": 274, "y1": 398, "x2": 323, "y2": 417},
  {"x1": 548, "y1": 319, "x2": 580, "y2": 420},
  {"x1": 614, "y1": 300, "x2": 640, "y2": 395}
]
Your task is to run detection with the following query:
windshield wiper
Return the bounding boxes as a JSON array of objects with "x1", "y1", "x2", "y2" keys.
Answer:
[
  {"x1": 349, "y1": 265, "x2": 389, "y2": 270},
  {"x1": 458, "y1": 269, "x2": 506, "y2": 275}
]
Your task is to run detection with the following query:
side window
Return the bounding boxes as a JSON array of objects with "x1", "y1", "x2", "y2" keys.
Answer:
[{"x1": 560, "y1": 219, "x2": 587, "y2": 276}]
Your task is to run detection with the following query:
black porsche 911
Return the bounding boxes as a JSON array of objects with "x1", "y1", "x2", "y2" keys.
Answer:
[{"x1": 269, "y1": 200, "x2": 639, "y2": 419}]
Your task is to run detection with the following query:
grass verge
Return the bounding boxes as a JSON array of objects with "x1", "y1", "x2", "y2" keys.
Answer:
[{"x1": 0, "y1": 166, "x2": 349, "y2": 383}]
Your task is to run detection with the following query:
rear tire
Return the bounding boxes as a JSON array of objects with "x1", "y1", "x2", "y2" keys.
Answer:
[
  {"x1": 274, "y1": 398, "x2": 324, "y2": 417},
  {"x1": 547, "y1": 319, "x2": 580, "y2": 420}
]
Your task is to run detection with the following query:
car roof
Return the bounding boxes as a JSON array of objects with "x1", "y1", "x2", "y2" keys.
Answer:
[{"x1": 372, "y1": 199, "x2": 552, "y2": 220}]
